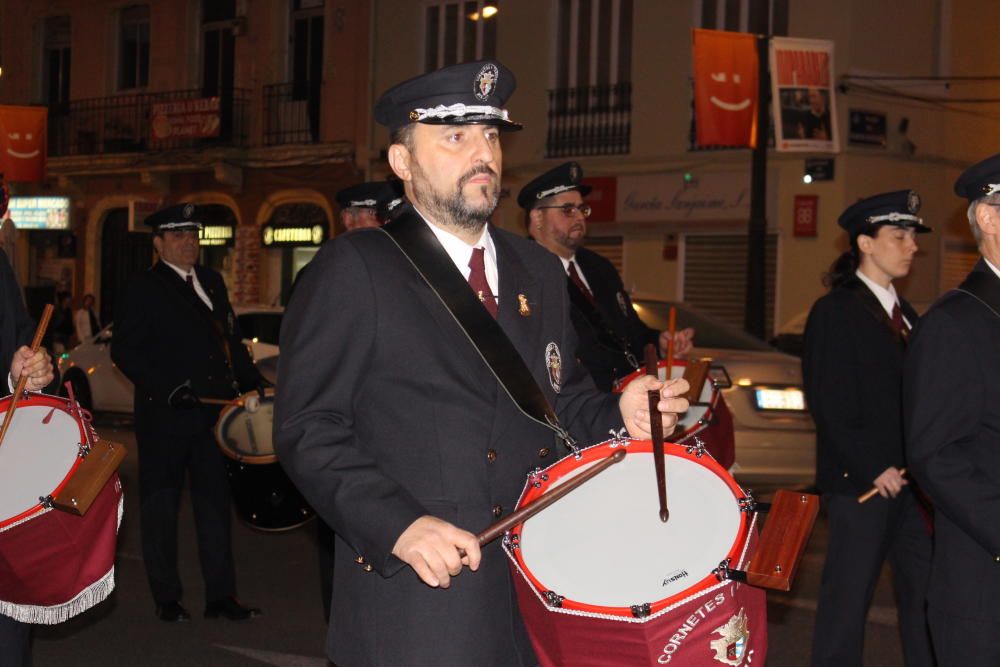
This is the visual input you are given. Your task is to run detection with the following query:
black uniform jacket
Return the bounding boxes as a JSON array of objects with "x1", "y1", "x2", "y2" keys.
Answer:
[
  {"x1": 569, "y1": 246, "x2": 659, "y2": 390},
  {"x1": 111, "y1": 261, "x2": 259, "y2": 434},
  {"x1": 905, "y1": 259, "x2": 1000, "y2": 620},
  {"x1": 0, "y1": 249, "x2": 34, "y2": 383},
  {"x1": 274, "y1": 211, "x2": 624, "y2": 667},
  {"x1": 802, "y1": 276, "x2": 916, "y2": 495}
]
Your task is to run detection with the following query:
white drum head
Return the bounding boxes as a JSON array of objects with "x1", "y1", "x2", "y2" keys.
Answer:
[
  {"x1": 215, "y1": 396, "x2": 275, "y2": 460},
  {"x1": 0, "y1": 404, "x2": 83, "y2": 524},
  {"x1": 518, "y1": 449, "x2": 741, "y2": 608}
]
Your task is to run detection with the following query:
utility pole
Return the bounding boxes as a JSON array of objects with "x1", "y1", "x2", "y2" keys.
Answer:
[{"x1": 744, "y1": 2, "x2": 770, "y2": 340}]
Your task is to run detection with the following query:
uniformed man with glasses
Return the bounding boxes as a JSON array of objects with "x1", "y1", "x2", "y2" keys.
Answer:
[{"x1": 519, "y1": 162, "x2": 693, "y2": 391}]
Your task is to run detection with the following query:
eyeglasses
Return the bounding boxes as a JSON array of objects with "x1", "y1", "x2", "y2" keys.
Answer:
[{"x1": 536, "y1": 203, "x2": 592, "y2": 218}]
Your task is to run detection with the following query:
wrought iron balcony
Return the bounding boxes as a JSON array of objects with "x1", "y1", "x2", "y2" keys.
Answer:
[
  {"x1": 546, "y1": 82, "x2": 632, "y2": 158},
  {"x1": 263, "y1": 81, "x2": 321, "y2": 146},
  {"x1": 48, "y1": 87, "x2": 250, "y2": 157}
]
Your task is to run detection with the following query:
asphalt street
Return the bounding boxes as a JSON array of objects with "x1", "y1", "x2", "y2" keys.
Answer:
[{"x1": 27, "y1": 418, "x2": 907, "y2": 666}]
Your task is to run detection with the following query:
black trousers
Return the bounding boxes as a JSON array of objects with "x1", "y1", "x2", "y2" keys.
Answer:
[
  {"x1": 0, "y1": 615, "x2": 30, "y2": 667},
  {"x1": 317, "y1": 518, "x2": 335, "y2": 620},
  {"x1": 136, "y1": 425, "x2": 236, "y2": 605},
  {"x1": 811, "y1": 489, "x2": 934, "y2": 667}
]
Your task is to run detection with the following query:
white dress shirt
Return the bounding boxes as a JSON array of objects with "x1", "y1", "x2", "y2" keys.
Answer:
[
  {"x1": 163, "y1": 261, "x2": 213, "y2": 310},
  {"x1": 856, "y1": 269, "x2": 910, "y2": 329},
  {"x1": 559, "y1": 254, "x2": 594, "y2": 293},
  {"x1": 985, "y1": 257, "x2": 1000, "y2": 281},
  {"x1": 416, "y1": 207, "x2": 499, "y2": 305}
]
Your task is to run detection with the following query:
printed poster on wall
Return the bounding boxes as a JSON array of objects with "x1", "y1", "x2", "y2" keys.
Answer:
[{"x1": 770, "y1": 37, "x2": 839, "y2": 153}]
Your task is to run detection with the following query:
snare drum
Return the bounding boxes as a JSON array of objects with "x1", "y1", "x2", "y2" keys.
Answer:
[
  {"x1": 506, "y1": 438, "x2": 767, "y2": 666},
  {"x1": 214, "y1": 389, "x2": 313, "y2": 531},
  {"x1": 615, "y1": 359, "x2": 735, "y2": 469},
  {"x1": 0, "y1": 393, "x2": 122, "y2": 624}
]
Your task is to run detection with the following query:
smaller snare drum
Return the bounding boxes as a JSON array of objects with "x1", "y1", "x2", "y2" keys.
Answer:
[
  {"x1": 214, "y1": 389, "x2": 313, "y2": 531},
  {"x1": 615, "y1": 358, "x2": 734, "y2": 469}
]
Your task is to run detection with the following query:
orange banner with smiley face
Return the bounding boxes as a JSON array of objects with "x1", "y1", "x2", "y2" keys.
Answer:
[
  {"x1": 0, "y1": 105, "x2": 47, "y2": 183},
  {"x1": 692, "y1": 29, "x2": 758, "y2": 148}
]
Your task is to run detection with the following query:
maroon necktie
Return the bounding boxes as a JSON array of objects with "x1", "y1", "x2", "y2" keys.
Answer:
[
  {"x1": 468, "y1": 247, "x2": 497, "y2": 318},
  {"x1": 568, "y1": 260, "x2": 598, "y2": 308},
  {"x1": 891, "y1": 303, "x2": 909, "y2": 341}
]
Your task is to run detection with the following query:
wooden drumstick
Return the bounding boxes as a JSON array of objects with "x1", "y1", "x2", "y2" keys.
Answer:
[
  {"x1": 0, "y1": 304, "x2": 54, "y2": 450},
  {"x1": 858, "y1": 468, "x2": 907, "y2": 504},
  {"x1": 646, "y1": 344, "x2": 669, "y2": 523},
  {"x1": 200, "y1": 397, "x2": 244, "y2": 407},
  {"x1": 458, "y1": 449, "x2": 626, "y2": 558},
  {"x1": 665, "y1": 306, "x2": 677, "y2": 374}
]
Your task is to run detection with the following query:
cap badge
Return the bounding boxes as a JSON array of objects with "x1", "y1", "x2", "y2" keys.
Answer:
[
  {"x1": 182, "y1": 203, "x2": 195, "y2": 219},
  {"x1": 518, "y1": 294, "x2": 531, "y2": 317},
  {"x1": 907, "y1": 191, "x2": 920, "y2": 214},
  {"x1": 569, "y1": 163, "x2": 579, "y2": 183},
  {"x1": 475, "y1": 63, "x2": 499, "y2": 102},
  {"x1": 545, "y1": 342, "x2": 562, "y2": 393}
]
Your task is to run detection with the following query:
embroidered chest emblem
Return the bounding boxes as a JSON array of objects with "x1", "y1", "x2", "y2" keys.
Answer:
[{"x1": 545, "y1": 342, "x2": 562, "y2": 393}]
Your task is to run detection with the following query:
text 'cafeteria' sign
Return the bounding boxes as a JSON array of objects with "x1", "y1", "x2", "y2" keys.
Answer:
[
  {"x1": 151, "y1": 97, "x2": 220, "y2": 142},
  {"x1": 8, "y1": 196, "x2": 70, "y2": 230},
  {"x1": 261, "y1": 223, "x2": 327, "y2": 247}
]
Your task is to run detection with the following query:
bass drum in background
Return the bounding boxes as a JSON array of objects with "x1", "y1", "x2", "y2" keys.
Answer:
[{"x1": 214, "y1": 388, "x2": 313, "y2": 531}]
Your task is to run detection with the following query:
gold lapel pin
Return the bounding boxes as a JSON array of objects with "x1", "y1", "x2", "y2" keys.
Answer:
[{"x1": 518, "y1": 294, "x2": 531, "y2": 317}]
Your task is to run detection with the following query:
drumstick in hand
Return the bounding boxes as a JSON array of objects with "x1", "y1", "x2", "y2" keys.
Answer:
[
  {"x1": 0, "y1": 304, "x2": 54, "y2": 450},
  {"x1": 665, "y1": 306, "x2": 677, "y2": 375},
  {"x1": 858, "y1": 468, "x2": 907, "y2": 504},
  {"x1": 646, "y1": 344, "x2": 669, "y2": 523}
]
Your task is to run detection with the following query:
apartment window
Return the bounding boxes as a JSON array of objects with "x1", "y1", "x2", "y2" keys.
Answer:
[
  {"x1": 43, "y1": 16, "x2": 71, "y2": 106},
  {"x1": 546, "y1": 0, "x2": 632, "y2": 157},
  {"x1": 291, "y1": 0, "x2": 324, "y2": 96},
  {"x1": 119, "y1": 5, "x2": 150, "y2": 90},
  {"x1": 554, "y1": 0, "x2": 632, "y2": 90},
  {"x1": 202, "y1": 0, "x2": 235, "y2": 96},
  {"x1": 424, "y1": 1, "x2": 498, "y2": 72},
  {"x1": 693, "y1": 0, "x2": 788, "y2": 36}
]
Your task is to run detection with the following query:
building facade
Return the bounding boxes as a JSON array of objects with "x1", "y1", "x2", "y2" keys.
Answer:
[{"x1": 1, "y1": 0, "x2": 995, "y2": 338}]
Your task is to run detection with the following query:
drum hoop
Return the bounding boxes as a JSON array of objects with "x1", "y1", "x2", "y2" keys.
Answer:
[
  {"x1": 508, "y1": 438, "x2": 749, "y2": 619},
  {"x1": 213, "y1": 389, "x2": 277, "y2": 465},
  {"x1": 0, "y1": 393, "x2": 89, "y2": 530}
]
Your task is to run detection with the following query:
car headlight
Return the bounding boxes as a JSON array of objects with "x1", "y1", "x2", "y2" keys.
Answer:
[{"x1": 753, "y1": 386, "x2": 806, "y2": 411}]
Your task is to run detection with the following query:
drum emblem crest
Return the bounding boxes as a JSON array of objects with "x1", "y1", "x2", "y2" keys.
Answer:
[
  {"x1": 710, "y1": 607, "x2": 750, "y2": 665},
  {"x1": 616, "y1": 291, "x2": 628, "y2": 315},
  {"x1": 545, "y1": 342, "x2": 562, "y2": 393}
]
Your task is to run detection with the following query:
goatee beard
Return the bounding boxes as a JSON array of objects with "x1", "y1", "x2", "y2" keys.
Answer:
[{"x1": 412, "y1": 163, "x2": 500, "y2": 233}]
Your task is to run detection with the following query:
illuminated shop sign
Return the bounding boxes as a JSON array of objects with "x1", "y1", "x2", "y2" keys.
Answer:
[
  {"x1": 8, "y1": 196, "x2": 71, "y2": 230},
  {"x1": 199, "y1": 224, "x2": 235, "y2": 247},
  {"x1": 261, "y1": 223, "x2": 327, "y2": 247}
]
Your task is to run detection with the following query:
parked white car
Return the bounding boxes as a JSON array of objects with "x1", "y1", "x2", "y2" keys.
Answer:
[
  {"x1": 57, "y1": 306, "x2": 283, "y2": 413},
  {"x1": 632, "y1": 299, "x2": 816, "y2": 489}
]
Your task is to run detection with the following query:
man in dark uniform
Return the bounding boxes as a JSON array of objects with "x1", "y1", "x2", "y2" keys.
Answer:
[
  {"x1": 803, "y1": 191, "x2": 934, "y2": 667},
  {"x1": 111, "y1": 204, "x2": 263, "y2": 623},
  {"x1": 274, "y1": 61, "x2": 689, "y2": 667},
  {"x1": 518, "y1": 162, "x2": 693, "y2": 391},
  {"x1": 0, "y1": 247, "x2": 55, "y2": 666},
  {"x1": 905, "y1": 154, "x2": 1000, "y2": 666},
  {"x1": 335, "y1": 180, "x2": 404, "y2": 231}
]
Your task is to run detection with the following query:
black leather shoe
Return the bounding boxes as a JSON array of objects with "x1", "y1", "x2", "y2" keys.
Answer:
[
  {"x1": 204, "y1": 597, "x2": 261, "y2": 620},
  {"x1": 156, "y1": 601, "x2": 191, "y2": 622}
]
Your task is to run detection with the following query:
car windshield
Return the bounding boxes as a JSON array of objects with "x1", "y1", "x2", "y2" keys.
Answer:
[
  {"x1": 631, "y1": 300, "x2": 774, "y2": 352},
  {"x1": 238, "y1": 313, "x2": 283, "y2": 345}
]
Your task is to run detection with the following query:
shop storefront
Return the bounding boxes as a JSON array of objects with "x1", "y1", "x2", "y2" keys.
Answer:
[{"x1": 260, "y1": 202, "x2": 329, "y2": 304}]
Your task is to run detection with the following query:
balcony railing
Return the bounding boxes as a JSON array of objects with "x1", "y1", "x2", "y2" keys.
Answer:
[
  {"x1": 546, "y1": 82, "x2": 632, "y2": 158},
  {"x1": 263, "y1": 81, "x2": 321, "y2": 146},
  {"x1": 48, "y1": 87, "x2": 250, "y2": 157}
]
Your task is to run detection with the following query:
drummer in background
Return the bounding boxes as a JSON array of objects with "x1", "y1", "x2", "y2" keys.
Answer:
[
  {"x1": 314, "y1": 178, "x2": 406, "y2": 621},
  {"x1": 336, "y1": 180, "x2": 405, "y2": 232},
  {"x1": 110, "y1": 204, "x2": 266, "y2": 624},
  {"x1": 1, "y1": 247, "x2": 55, "y2": 666},
  {"x1": 905, "y1": 154, "x2": 1000, "y2": 666},
  {"x1": 518, "y1": 162, "x2": 694, "y2": 391},
  {"x1": 802, "y1": 191, "x2": 934, "y2": 667},
  {"x1": 274, "y1": 60, "x2": 689, "y2": 667}
]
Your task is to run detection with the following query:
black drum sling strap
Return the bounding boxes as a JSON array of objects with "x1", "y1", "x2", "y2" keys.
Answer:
[
  {"x1": 381, "y1": 209, "x2": 576, "y2": 449},
  {"x1": 956, "y1": 267, "x2": 1000, "y2": 321}
]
